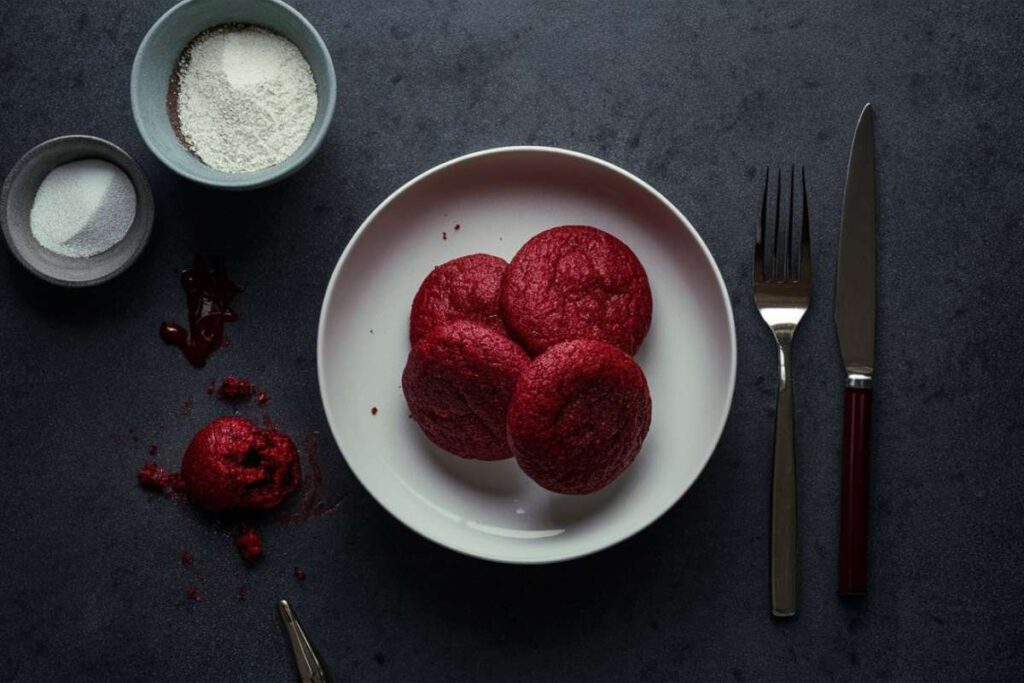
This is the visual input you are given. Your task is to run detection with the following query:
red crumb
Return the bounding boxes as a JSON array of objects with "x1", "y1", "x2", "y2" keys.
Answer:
[
  {"x1": 234, "y1": 528, "x2": 264, "y2": 562},
  {"x1": 180, "y1": 550, "x2": 193, "y2": 566},
  {"x1": 293, "y1": 566, "x2": 307, "y2": 582},
  {"x1": 442, "y1": 232, "x2": 447, "y2": 240},
  {"x1": 206, "y1": 381, "x2": 216, "y2": 395},
  {"x1": 180, "y1": 417, "x2": 300, "y2": 512},
  {"x1": 217, "y1": 376, "x2": 253, "y2": 398},
  {"x1": 237, "y1": 585, "x2": 248, "y2": 601},
  {"x1": 147, "y1": 444, "x2": 159, "y2": 455},
  {"x1": 255, "y1": 391, "x2": 270, "y2": 406},
  {"x1": 186, "y1": 586, "x2": 202, "y2": 602},
  {"x1": 371, "y1": 406, "x2": 378, "y2": 416},
  {"x1": 137, "y1": 463, "x2": 185, "y2": 495},
  {"x1": 454, "y1": 224, "x2": 461, "y2": 231}
]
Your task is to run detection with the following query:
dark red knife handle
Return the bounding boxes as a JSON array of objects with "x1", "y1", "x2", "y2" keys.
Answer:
[{"x1": 839, "y1": 386, "x2": 872, "y2": 595}]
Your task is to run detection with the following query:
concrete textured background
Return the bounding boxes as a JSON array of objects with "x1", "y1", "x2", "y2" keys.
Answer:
[{"x1": 2, "y1": 1, "x2": 1023, "y2": 681}]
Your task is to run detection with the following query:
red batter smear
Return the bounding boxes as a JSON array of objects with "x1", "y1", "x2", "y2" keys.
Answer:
[
  {"x1": 160, "y1": 257, "x2": 240, "y2": 368},
  {"x1": 290, "y1": 432, "x2": 330, "y2": 523},
  {"x1": 180, "y1": 417, "x2": 301, "y2": 512},
  {"x1": 371, "y1": 406, "x2": 378, "y2": 416},
  {"x1": 234, "y1": 527, "x2": 263, "y2": 562}
]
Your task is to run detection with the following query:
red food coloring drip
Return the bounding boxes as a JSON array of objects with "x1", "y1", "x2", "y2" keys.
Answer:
[
  {"x1": 371, "y1": 406, "x2": 378, "y2": 416},
  {"x1": 160, "y1": 257, "x2": 240, "y2": 368},
  {"x1": 237, "y1": 585, "x2": 248, "y2": 601},
  {"x1": 186, "y1": 586, "x2": 202, "y2": 602},
  {"x1": 217, "y1": 376, "x2": 253, "y2": 399},
  {"x1": 293, "y1": 566, "x2": 306, "y2": 582},
  {"x1": 234, "y1": 528, "x2": 264, "y2": 562},
  {"x1": 147, "y1": 444, "x2": 159, "y2": 455},
  {"x1": 180, "y1": 550, "x2": 193, "y2": 566},
  {"x1": 255, "y1": 391, "x2": 270, "y2": 406},
  {"x1": 442, "y1": 232, "x2": 447, "y2": 240},
  {"x1": 454, "y1": 224, "x2": 461, "y2": 231},
  {"x1": 137, "y1": 463, "x2": 185, "y2": 495}
]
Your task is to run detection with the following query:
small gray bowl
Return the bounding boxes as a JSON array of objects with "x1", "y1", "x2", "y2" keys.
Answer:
[
  {"x1": 0, "y1": 135, "x2": 155, "y2": 287},
  {"x1": 131, "y1": 0, "x2": 337, "y2": 190}
]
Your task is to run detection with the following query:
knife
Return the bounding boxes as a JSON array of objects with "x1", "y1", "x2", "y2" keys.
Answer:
[{"x1": 835, "y1": 103, "x2": 877, "y2": 596}]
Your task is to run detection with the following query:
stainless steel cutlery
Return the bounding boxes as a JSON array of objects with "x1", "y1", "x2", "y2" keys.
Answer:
[
  {"x1": 753, "y1": 166, "x2": 812, "y2": 618},
  {"x1": 836, "y1": 104, "x2": 878, "y2": 596},
  {"x1": 753, "y1": 103, "x2": 879, "y2": 613}
]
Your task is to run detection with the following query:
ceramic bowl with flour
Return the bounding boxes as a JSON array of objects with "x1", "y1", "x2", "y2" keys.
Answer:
[{"x1": 131, "y1": 0, "x2": 337, "y2": 190}]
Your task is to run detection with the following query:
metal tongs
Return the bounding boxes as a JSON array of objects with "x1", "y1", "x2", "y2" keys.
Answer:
[{"x1": 278, "y1": 600, "x2": 328, "y2": 683}]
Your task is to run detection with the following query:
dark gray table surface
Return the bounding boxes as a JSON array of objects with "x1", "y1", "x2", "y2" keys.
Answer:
[{"x1": 3, "y1": 1, "x2": 1024, "y2": 681}]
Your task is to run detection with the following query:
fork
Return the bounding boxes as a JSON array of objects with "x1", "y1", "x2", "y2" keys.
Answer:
[{"x1": 753, "y1": 166, "x2": 811, "y2": 618}]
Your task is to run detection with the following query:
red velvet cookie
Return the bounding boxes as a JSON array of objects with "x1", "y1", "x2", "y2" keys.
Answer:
[
  {"x1": 180, "y1": 417, "x2": 301, "y2": 511},
  {"x1": 402, "y1": 320, "x2": 530, "y2": 460},
  {"x1": 507, "y1": 339, "x2": 652, "y2": 494},
  {"x1": 410, "y1": 254, "x2": 508, "y2": 343},
  {"x1": 500, "y1": 226, "x2": 652, "y2": 355}
]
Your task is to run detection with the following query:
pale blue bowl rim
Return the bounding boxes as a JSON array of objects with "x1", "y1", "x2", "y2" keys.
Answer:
[{"x1": 130, "y1": 0, "x2": 337, "y2": 190}]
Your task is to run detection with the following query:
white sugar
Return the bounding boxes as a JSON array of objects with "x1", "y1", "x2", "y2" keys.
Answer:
[
  {"x1": 175, "y1": 26, "x2": 318, "y2": 173},
  {"x1": 30, "y1": 159, "x2": 137, "y2": 258}
]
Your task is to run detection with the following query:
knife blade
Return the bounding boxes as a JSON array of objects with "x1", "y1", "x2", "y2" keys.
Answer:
[{"x1": 835, "y1": 103, "x2": 877, "y2": 596}]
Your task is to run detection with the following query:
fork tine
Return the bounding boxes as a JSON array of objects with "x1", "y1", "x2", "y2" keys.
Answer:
[
  {"x1": 772, "y1": 169, "x2": 781, "y2": 281},
  {"x1": 784, "y1": 165, "x2": 794, "y2": 281},
  {"x1": 755, "y1": 167, "x2": 768, "y2": 282},
  {"x1": 799, "y1": 167, "x2": 811, "y2": 281}
]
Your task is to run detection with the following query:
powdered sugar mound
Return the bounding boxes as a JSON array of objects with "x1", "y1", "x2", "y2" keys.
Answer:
[{"x1": 176, "y1": 26, "x2": 318, "y2": 174}]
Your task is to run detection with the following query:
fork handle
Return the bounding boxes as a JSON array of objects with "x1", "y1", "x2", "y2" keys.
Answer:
[
  {"x1": 771, "y1": 342, "x2": 797, "y2": 617},
  {"x1": 839, "y1": 386, "x2": 872, "y2": 595}
]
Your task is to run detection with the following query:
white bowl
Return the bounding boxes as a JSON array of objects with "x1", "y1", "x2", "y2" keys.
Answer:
[{"x1": 317, "y1": 147, "x2": 736, "y2": 563}]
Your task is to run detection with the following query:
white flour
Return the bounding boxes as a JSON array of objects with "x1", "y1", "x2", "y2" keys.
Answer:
[
  {"x1": 30, "y1": 159, "x2": 137, "y2": 258},
  {"x1": 175, "y1": 26, "x2": 318, "y2": 173}
]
